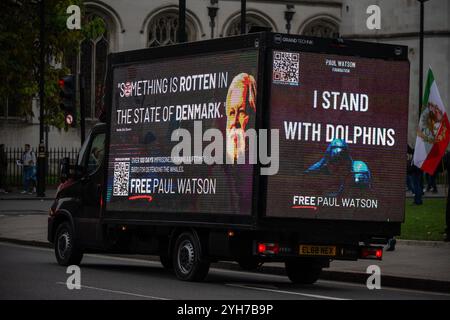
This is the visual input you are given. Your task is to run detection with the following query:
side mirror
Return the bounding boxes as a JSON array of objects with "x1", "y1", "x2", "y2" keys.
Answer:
[
  {"x1": 70, "y1": 164, "x2": 85, "y2": 179},
  {"x1": 59, "y1": 157, "x2": 84, "y2": 182}
]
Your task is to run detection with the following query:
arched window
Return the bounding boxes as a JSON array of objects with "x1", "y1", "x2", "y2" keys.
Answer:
[
  {"x1": 80, "y1": 13, "x2": 109, "y2": 119},
  {"x1": 302, "y1": 19, "x2": 339, "y2": 38},
  {"x1": 64, "y1": 13, "x2": 110, "y2": 120},
  {"x1": 147, "y1": 11, "x2": 197, "y2": 47},
  {"x1": 225, "y1": 14, "x2": 273, "y2": 36}
]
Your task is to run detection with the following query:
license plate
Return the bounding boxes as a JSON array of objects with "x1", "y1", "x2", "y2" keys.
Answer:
[{"x1": 299, "y1": 245, "x2": 336, "y2": 256}]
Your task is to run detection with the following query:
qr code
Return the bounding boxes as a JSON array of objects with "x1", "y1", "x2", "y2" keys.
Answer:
[
  {"x1": 273, "y1": 51, "x2": 299, "y2": 85},
  {"x1": 113, "y1": 162, "x2": 130, "y2": 196}
]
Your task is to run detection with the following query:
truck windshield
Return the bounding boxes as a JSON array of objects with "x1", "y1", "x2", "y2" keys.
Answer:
[
  {"x1": 77, "y1": 134, "x2": 91, "y2": 167},
  {"x1": 87, "y1": 133, "x2": 106, "y2": 174}
]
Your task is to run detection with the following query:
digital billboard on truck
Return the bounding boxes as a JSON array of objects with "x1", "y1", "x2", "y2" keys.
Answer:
[
  {"x1": 265, "y1": 50, "x2": 409, "y2": 222},
  {"x1": 106, "y1": 49, "x2": 259, "y2": 215}
]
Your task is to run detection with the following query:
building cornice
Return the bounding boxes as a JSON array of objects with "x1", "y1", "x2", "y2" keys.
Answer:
[
  {"x1": 341, "y1": 30, "x2": 450, "y2": 40},
  {"x1": 219, "y1": 0, "x2": 342, "y2": 8}
]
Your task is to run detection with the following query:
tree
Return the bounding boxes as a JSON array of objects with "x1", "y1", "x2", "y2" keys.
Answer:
[{"x1": 0, "y1": 0, "x2": 105, "y2": 128}]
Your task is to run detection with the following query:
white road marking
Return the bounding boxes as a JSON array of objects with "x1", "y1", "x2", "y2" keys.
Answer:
[
  {"x1": 56, "y1": 282, "x2": 169, "y2": 300},
  {"x1": 317, "y1": 279, "x2": 450, "y2": 296},
  {"x1": 2, "y1": 241, "x2": 449, "y2": 298},
  {"x1": 226, "y1": 284, "x2": 349, "y2": 300}
]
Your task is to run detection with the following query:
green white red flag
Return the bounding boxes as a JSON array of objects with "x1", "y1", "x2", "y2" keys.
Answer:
[{"x1": 413, "y1": 68, "x2": 450, "y2": 174}]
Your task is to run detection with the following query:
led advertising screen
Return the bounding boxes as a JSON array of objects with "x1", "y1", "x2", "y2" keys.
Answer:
[
  {"x1": 266, "y1": 50, "x2": 409, "y2": 222},
  {"x1": 106, "y1": 50, "x2": 259, "y2": 215}
]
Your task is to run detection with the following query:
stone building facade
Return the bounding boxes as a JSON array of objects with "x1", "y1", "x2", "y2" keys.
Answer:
[{"x1": 1, "y1": 0, "x2": 448, "y2": 148}]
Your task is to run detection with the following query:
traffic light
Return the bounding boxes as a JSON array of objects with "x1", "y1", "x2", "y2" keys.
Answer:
[{"x1": 59, "y1": 75, "x2": 77, "y2": 127}]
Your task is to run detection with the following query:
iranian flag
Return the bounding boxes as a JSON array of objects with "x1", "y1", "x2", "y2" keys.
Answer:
[{"x1": 413, "y1": 68, "x2": 450, "y2": 174}]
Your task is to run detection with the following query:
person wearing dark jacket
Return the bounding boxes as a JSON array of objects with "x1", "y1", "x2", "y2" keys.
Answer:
[
  {"x1": 406, "y1": 145, "x2": 414, "y2": 193},
  {"x1": 408, "y1": 145, "x2": 423, "y2": 205}
]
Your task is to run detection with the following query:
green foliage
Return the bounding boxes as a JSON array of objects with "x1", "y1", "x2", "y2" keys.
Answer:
[
  {"x1": 0, "y1": 0, "x2": 97, "y2": 129},
  {"x1": 82, "y1": 14, "x2": 106, "y2": 41}
]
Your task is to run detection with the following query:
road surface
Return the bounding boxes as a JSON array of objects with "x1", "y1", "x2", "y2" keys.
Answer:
[{"x1": 0, "y1": 242, "x2": 449, "y2": 300}]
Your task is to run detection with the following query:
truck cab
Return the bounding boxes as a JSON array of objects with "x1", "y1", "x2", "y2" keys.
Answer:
[{"x1": 48, "y1": 123, "x2": 106, "y2": 264}]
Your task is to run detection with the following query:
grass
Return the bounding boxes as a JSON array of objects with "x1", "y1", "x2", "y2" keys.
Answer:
[{"x1": 400, "y1": 198, "x2": 447, "y2": 241}]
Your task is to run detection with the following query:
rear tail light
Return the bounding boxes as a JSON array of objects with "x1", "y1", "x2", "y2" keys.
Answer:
[
  {"x1": 360, "y1": 246, "x2": 383, "y2": 260},
  {"x1": 258, "y1": 243, "x2": 266, "y2": 253},
  {"x1": 257, "y1": 242, "x2": 279, "y2": 255}
]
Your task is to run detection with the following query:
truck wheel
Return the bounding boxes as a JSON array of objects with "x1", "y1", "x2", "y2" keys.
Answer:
[
  {"x1": 285, "y1": 260, "x2": 322, "y2": 284},
  {"x1": 159, "y1": 254, "x2": 173, "y2": 269},
  {"x1": 54, "y1": 222, "x2": 83, "y2": 266},
  {"x1": 173, "y1": 232, "x2": 210, "y2": 281}
]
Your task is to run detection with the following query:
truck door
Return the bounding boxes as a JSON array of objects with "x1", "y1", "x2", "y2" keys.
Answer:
[{"x1": 78, "y1": 132, "x2": 106, "y2": 246}]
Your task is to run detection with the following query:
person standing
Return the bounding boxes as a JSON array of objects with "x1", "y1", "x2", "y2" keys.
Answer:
[
  {"x1": 20, "y1": 144, "x2": 36, "y2": 194},
  {"x1": 426, "y1": 172, "x2": 438, "y2": 193},
  {"x1": 406, "y1": 145, "x2": 415, "y2": 193},
  {"x1": 409, "y1": 146, "x2": 423, "y2": 205}
]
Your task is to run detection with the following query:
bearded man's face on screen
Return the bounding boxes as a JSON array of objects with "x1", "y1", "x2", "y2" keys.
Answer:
[{"x1": 225, "y1": 73, "x2": 257, "y2": 162}]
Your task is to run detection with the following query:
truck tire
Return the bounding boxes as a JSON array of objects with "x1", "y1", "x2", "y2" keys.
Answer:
[
  {"x1": 54, "y1": 222, "x2": 83, "y2": 266},
  {"x1": 285, "y1": 260, "x2": 322, "y2": 284},
  {"x1": 173, "y1": 232, "x2": 210, "y2": 281},
  {"x1": 159, "y1": 254, "x2": 173, "y2": 269}
]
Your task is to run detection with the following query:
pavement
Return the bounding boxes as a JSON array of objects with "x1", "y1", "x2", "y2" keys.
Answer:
[
  {"x1": 0, "y1": 188, "x2": 449, "y2": 295},
  {"x1": 0, "y1": 188, "x2": 57, "y2": 201}
]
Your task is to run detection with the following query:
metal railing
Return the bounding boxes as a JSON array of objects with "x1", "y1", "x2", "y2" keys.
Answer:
[
  {"x1": 1, "y1": 146, "x2": 448, "y2": 188},
  {"x1": 2, "y1": 147, "x2": 79, "y2": 187}
]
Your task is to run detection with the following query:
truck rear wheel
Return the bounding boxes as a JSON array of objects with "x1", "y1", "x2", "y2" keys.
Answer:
[
  {"x1": 285, "y1": 260, "x2": 322, "y2": 284},
  {"x1": 54, "y1": 222, "x2": 83, "y2": 266},
  {"x1": 173, "y1": 232, "x2": 210, "y2": 281}
]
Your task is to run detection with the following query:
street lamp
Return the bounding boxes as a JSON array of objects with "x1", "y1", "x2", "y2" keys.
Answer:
[
  {"x1": 418, "y1": 0, "x2": 430, "y2": 117},
  {"x1": 284, "y1": 5, "x2": 295, "y2": 34},
  {"x1": 241, "y1": 0, "x2": 246, "y2": 34},
  {"x1": 37, "y1": 0, "x2": 46, "y2": 197},
  {"x1": 178, "y1": 0, "x2": 186, "y2": 43},
  {"x1": 207, "y1": 0, "x2": 219, "y2": 39}
]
